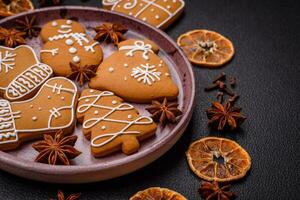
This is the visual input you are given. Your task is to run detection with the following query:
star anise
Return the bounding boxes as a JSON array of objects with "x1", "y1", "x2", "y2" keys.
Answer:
[
  {"x1": 68, "y1": 62, "x2": 98, "y2": 87},
  {"x1": 39, "y1": 0, "x2": 60, "y2": 7},
  {"x1": 94, "y1": 23, "x2": 128, "y2": 45},
  {"x1": 146, "y1": 98, "x2": 182, "y2": 126},
  {"x1": 57, "y1": 190, "x2": 81, "y2": 200},
  {"x1": 199, "y1": 181, "x2": 236, "y2": 200},
  {"x1": 15, "y1": 16, "x2": 41, "y2": 39},
  {"x1": 32, "y1": 130, "x2": 81, "y2": 165},
  {"x1": 206, "y1": 101, "x2": 246, "y2": 131},
  {"x1": 0, "y1": 27, "x2": 26, "y2": 47}
]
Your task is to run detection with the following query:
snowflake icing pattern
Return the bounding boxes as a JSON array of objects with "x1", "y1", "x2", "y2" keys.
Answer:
[
  {"x1": 0, "y1": 51, "x2": 16, "y2": 73},
  {"x1": 131, "y1": 63, "x2": 161, "y2": 85}
]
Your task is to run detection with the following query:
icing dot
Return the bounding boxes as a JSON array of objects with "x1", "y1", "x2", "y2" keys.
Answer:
[
  {"x1": 165, "y1": 73, "x2": 170, "y2": 77},
  {"x1": 61, "y1": 96, "x2": 65, "y2": 100},
  {"x1": 52, "y1": 21, "x2": 58, "y2": 26},
  {"x1": 66, "y1": 20, "x2": 72, "y2": 25},
  {"x1": 163, "y1": 0, "x2": 168, "y2": 2},
  {"x1": 47, "y1": 96, "x2": 51, "y2": 99},
  {"x1": 32, "y1": 116, "x2": 37, "y2": 121},
  {"x1": 159, "y1": 64, "x2": 163, "y2": 67},
  {"x1": 90, "y1": 89, "x2": 94, "y2": 93},
  {"x1": 69, "y1": 47, "x2": 77, "y2": 54},
  {"x1": 124, "y1": 76, "x2": 128, "y2": 81},
  {"x1": 108, "y1": 67, "x2": 114, "y2": 72},
  {"x1": 167, "y1": 5, "x2": 171, "y2": 9},
  {"x1": 73, "y1": 56, "x2": 80, "y2": 63},
  {"x1": 30, "y1": 105, "x2": 33, "y2": 108},
  {"x1": 150, "y1": 8, "x2": 155, "y2": 12},
  {"x1": 101, "y1": 126, "x2": 106, "y2": 130},
  {"x1": 85, "y1": 99, "x2": 90, "y2": 102},
  {"x1": 112, "y1": 100, "x2": 117, "y2": 105},
  {"x1": 155, "y1": 15, "x2": 160, "y2": 20},
  {"x1": 128, "y1": 114, "x2": 133, "y2": 119},
  {"x1": 139, "y1": 3, "x2": 143, "y2": 6},
  {"x1": 94, "y1": 110, "x2": 99, "y2": 115},
  {"x1": 124, "y1": 63, "x2": 128, "y2": 68},
  {"x1": 142, "y1": 17, "x2": 147, "y2": 21},
  {"x1": 66, "y1": 39, "x2": 74, "y2": 45},
  {"x1": 117, "y1": 5, "x2": 121, "y2": 8},
  {"x1": 38, "y1": 107, "x2": 42, "y2": 111},
  {"x1": 129, "y1": 12, "x2": 133, "y2": 16}
]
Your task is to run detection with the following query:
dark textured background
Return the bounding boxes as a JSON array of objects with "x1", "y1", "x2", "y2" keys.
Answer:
[{"x1": 0, "y1": 0, "x2": 300, "y2": 199}]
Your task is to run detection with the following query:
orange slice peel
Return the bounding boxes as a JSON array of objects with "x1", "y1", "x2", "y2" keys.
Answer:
[
  {"x1": 0, "y1": 0, "x2": 34, "y2": 17},
  {"x1": 177, "y1": 30, "x2": 235, "y2": 67},
  {"x1": 186, "y1": 137, "x2": 251, "y2": 182},
  {"x1": 130, "y1": 187, "x2": 187, "y2": 200}
]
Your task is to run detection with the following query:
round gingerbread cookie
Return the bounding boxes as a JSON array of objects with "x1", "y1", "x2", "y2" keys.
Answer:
[{"x1": 40, "y1": 19, "x2": 103, "y2": 77}]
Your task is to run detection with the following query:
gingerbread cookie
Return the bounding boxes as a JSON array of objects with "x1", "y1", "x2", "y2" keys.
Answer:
[
  {"x1": 102, "y1": 0, "x2": 185, "y2": 29},
  {"x1": 77, "y1": 89, "x2": 157, "y2": 157},
  {"x1": 0, "y1": 45, "x2": 53, "y2": 101},
  {"x1": 40, "y1": 19, "x2": 103, "y2": 77},
  {"x1": 89, "y1": 39, "x2": 179, "y2": 103},
  {"x1": 0, "y1": 77, "x2": 78, "y2": 151}
]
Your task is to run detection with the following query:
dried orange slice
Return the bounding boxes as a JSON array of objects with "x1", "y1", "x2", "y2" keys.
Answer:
[
  {"x1": 0, "y1": 0, "x2": 34, "y2": 17},
  {"x1": 186, "y1": 137, "x2": 251, "y2": 182},
  {"x1": 177, "y1": 30, "x2": 234, "y2": 67},
  {"x1": 130, "y1": 187, "x2": 187, "y2": 200}
]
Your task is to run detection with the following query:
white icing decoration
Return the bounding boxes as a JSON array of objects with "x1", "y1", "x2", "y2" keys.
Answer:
[
  {"x1": 90, "y1": 89, "x2": 94, "y2": 93},
  {"x1": 61, "y1": 96, "x2": 65, "y2": 100},
  {"x1": 58, "y1": 29, "x2": 72, "y2": 34},
  {"x1": 47, "y1": 96, "x2": 51, "y2": 99},
  {"x1": 101, "y1": 125, "x2": 106, "y2": 130},
  {"x1": 40, "y1": 48, "x2": 59, "y2": 56},
  {"x1": 66, "y1": 20, "x2": 72, "y2": 25},
  {"x1": 0, "y1": 99, "x2": 20, "y2": 143},
  {"x1": 48, "y1": 33, "x2": 89, "y2": 46},
  {"x1": 94, "y1": 110, "x2": 99, "y2": 115},
  {"x1": 128, "y1": 114, "x2": 132, "y2": 119},
  {"x1": 52, "y1": 21, "x2": 58, "y2": 27},
  {"x1": 165, "y1": 72, "x2": 170, "y2": 77},
  {"x1": 77, "y1": 91, "x2": 154, "y2": 148},
  {"x1": 58, "y1": 25, "x2": 72, "y2": 34},
  {"x1": 66, "y1": 39, "x2": 74, "y2": 45},
  {"x1": 108, "y1": 67, "x2": 114, "y2": 72},
  {"x1": 0, "y1": 51, "x2": 16, "y2": 73},
  {"x1": 131, "y1": 63, "x2": 161, "y2": 85},
  {"x1": 69, "y1": 47, "x2": 77, "y2": 54},
  {"x1": 155, "y1": 15, "x2": 160, "y2": 19},
  {"x1": 38, "y1": 107, "x2": 42, "y2": 111},
  {"x1": 32, "y1": 116, "x2": 37, "y2": 121},
  {"x1": 102, "y1": 0, "x2": 119, "y2": 6},
  {"x1": 111, "y1": 0, "x2": 185, "y2": 28},
  {"x1": 129, "y1": 12, "x2": 133, "y2": 16},
  {"x1": 124, "y1": 76, "x2": 128, "y2": 81},
  {"x1": 30, "y1": 105, "x2": 33, "y2": 108},
  {"x1": 167, "y1": 5, "x2": 171, "y2": 9},
  {"x1": 124, "y1": 63, "x2": 128, "y2": 67},
  {"x1": 73, "y1": 56, "x2": 81, "y2": 63},
  {"x1": 84, "y1": 42, "x2": 99, "y2": 53},
  {"x1": 85, "y1": 99, "x2": 90, "y2": 102},
  {"x1": 112, "y1": 100, "x2": 117, "y2": 105},
  {"x1": 119, "y1": 40, "x2": 153, "y2": 60},
  {"x1": 142, "y1": 17, "x2": 147, "y2": 21}
]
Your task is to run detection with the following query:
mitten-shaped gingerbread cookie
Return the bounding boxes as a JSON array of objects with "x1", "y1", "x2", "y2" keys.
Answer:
[
  {"x1": 0, "y1": 45, "x2": 52, "y2": 101},
  {"x1": 40, "y1": 19, "x2": 103, "y2": 77},
  {"x1": 0, "y1": 77, "x2": 78, "y2": 151},
  {"x1": 89, "y1": 39, "x2": 179, "y2": 103},
  {"x1": 102, "y1": 0, "x2": 185, "y2": 29},
  {"x1": 77, "y1": 89, "x2": 157, "y2": 157}
]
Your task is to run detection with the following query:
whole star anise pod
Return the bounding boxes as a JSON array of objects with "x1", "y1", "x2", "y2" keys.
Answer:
[
  {"x1": 0, "y1": 27, "x2": 26, "y2": 47},
  {"x1": 94, "y1": 23, "x2": 128, "y2": 45},
  {"x1": 199, "y1": 181, "x2": 236, "y2": 200},
  {"x1": 206, "y1": 101, "x2": 246, "y2": 131},
  {"x1": 146, "y1": 98, "x2": 182, "y2": 126},
  {"x1": 68, "y1": 62, "x2": 98, "y2": 87},
  {"x1": 15, "y1": 16, "x2": 41, "y2": 39},
  {"x1": 32, "y1": 130, "x2": 81, "y2": 165},
  {"x1": 57, "y1": 190, "x2": 81, "y2": 200}
]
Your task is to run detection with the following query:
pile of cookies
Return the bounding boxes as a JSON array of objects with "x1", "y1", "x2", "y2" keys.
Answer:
[{"x1": 0, "y1": 19, "x2": 181, "y2": 161}]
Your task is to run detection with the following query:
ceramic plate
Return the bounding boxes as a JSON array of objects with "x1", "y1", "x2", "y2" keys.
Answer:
[{"x1": 0, "y1": 6, "x2": 195, "y2": 183}]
